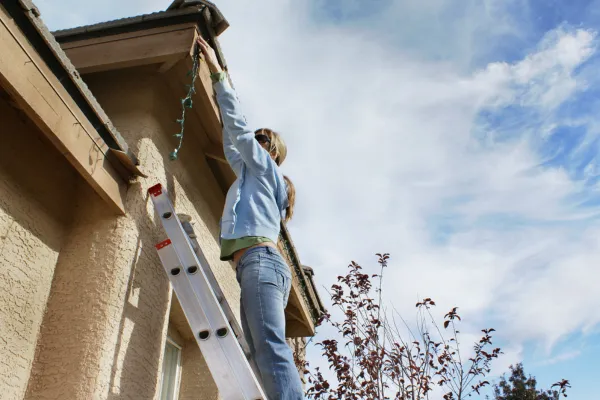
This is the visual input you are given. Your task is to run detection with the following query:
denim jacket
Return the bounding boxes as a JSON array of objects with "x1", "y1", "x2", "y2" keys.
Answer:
[{"x1": 214, "y1": 79, "x2": 288, "y2": 243}]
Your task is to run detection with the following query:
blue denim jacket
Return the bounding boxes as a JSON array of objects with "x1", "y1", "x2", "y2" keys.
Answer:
[{"x1": 214, "y1": 80, "x2": 288, "y2": 243}]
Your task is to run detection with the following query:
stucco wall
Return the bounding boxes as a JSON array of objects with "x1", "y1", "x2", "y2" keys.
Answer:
[
  {"x1": 0, "y1": 96, "x2": 77, "y2": 399},
  {"x1": 178, "y1": 339, "x2": 219, "y2": 400},
  {"x1": 23, "y1": 65, "x2": 238, "y2": 400},
  {"x1": 287, "y1": 337, "x2": 307, "y2": 386}
]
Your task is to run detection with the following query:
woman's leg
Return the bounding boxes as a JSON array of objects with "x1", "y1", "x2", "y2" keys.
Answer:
[
  {"x1": 238, "y1": 267, "x2": 256, "y2": 358},
  {"x1": 238, "y1": 248, "x2": 304, "y2": 400}
]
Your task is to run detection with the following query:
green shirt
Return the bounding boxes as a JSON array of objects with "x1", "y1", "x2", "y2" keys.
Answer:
[{"x1": 220, "y1": 236, "x2": 272, "y2": 261}]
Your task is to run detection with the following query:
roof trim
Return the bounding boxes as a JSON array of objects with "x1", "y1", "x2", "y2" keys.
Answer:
[
  {"x1": 168, "y1": 0, "x2": 228, "y2": 35},
  {"x1": 54, "y1": 7, "x2": 202, "y2": 42},
  {"x1": 280, "y1": 223, "x2": 326, "y2": 324},
  {"x1": 302, "y1": 266, "x2": 326, "y2": 315},
  {"x1": 5, "y1": 0, "x2": 141, "y2": 177}
]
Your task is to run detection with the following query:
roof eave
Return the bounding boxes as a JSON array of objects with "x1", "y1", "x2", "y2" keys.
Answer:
[
  {"x1": 7, "y1": 0, "x2": 142, "y2": 179},
  {"x1": 167, "y1": 0, "x2": 229, "y2": 35}
]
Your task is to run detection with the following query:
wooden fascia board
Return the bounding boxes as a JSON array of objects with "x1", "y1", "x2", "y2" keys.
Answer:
[
  {"x1": 303, "y1": 270, "x2": 326, "y2": 316},
  {"x1": 279, "y1": 235, "x2": 316, "y2": 337},
  {"x1": 178, "y1": 45, "x2": 222, "y2": 139},
  {"x1": 60, "y1": 24, "x2": 197, "y2": 74},
  {"x1": 286, "y1": 273, "x2": 316, "y2": 337},
  {"x1": 0, "y1": 5, "x2": 126, "y2": 214},
  {"x1": 12, "y1": 0, "x2": 135, "y2": 159}
]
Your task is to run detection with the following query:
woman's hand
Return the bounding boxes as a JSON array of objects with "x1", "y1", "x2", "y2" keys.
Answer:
[{"x1": 196, "y1": 36, "x2": 222, "y2": 74}]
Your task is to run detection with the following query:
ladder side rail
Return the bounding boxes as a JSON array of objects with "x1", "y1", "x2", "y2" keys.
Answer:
[{"x1": 179, "y1": 215, "x2": 262, "y2": 383}]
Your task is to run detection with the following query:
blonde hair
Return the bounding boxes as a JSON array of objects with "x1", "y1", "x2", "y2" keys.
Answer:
[
  {"x1": 255, "y1": 128, "x2": 287, "y2": 166},
  {"x1": 283, "y1": 175, "x2": 295, "y2": 223}
]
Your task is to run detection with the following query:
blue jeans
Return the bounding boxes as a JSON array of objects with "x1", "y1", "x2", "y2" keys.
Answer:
[{"x1": 236, "y1": 246, "x2": 304, "y2": 400}]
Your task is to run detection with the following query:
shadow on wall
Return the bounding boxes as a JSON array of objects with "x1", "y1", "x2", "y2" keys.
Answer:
[
  {"x1": 0, "y1": 88, "x2": 80, "y2": 400},
  {"x1": 106, "y1": 167, "x2": 220, "y2": 399},
  {"x1": 179, "y1": 339, "x2": 219, "y2": 400},
  {"x1": 0, "y1": 94, "x2": 78, "y2": 252},
  {"x1": 106, "y1": 182, "x2": 171, "y2": 400}
]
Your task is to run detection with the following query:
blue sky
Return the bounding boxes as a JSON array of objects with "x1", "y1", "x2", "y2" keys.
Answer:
[{"x1": 35, "y1": 0, "x2": 600, "y2": 398}]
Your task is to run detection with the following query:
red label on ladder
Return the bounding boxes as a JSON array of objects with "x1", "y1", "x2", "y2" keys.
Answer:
[
  {"x1": 148, "y1": 183, "x2": 163, "y2": 197},
  {"x1": 155, "y1": 239, "x2": 171, "y2": 250}
]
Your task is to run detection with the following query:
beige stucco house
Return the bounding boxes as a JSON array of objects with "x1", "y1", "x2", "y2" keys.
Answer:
[{"x1": 0, "y1": 0, "x2": 324, "y2": 399}]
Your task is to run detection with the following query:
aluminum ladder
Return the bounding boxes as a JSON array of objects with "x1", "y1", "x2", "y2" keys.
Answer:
[{"x1": 149, "y1": 183, "x2": 266, "y2": 400}]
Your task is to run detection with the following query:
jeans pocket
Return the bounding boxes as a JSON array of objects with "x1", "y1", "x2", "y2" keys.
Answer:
[
  {"x1": 281, "y1": 272, "x2": 292, "y2": 305},
  {"x1": 258, "y1": 260, "x2": 288, "y2": 296},
  {"x1": 237, "y1": 252, "x2": 260, "y2": 284},
  {"x1": 276, "y1": 271, "x2": 287, "y2": 293}
]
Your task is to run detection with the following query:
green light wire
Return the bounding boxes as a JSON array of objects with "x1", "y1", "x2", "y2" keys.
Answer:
[{"x1": 170, "y1": 45, "x2": 200, "y2": 161}]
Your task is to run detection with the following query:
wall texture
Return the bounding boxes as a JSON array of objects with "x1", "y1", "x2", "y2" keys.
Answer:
[
  {"x1": 178, "y1": 339, "x2": 219, "y2": 400},
  {"x1": 21, "y1": 66, "x2": 238, "y2": 400},
  {"x1": 0, "y1": 96, "x2": 77, "y2": 399}
]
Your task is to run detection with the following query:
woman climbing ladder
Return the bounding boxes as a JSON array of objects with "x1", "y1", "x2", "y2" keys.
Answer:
[{"x1": 196, "y1": 36, "x2": 305, "y2": 400}]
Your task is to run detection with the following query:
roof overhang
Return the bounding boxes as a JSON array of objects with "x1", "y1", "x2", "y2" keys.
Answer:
[
  {"x1": 51, "y1": 3, "x2": 227, "y2": 153},
  {"x1": 0, "y1": 0, "x2": 147, "y2": 214},
  {"x1": 167, "y1": 0, "x2": 228, "y2": 35}
]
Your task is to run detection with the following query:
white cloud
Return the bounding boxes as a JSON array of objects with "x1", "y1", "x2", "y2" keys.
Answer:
[
  {"x1": 481, "y1": 28, "x2": 596, "y2": 109},
  {"x1": 212, "y1": 0, "x2": 600, "y2": 355},
  {"x1": 537, "y1": 349, "x2": 582, "y2": 366}
]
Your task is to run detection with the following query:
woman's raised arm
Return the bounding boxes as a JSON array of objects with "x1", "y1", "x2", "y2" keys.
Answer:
[{"x1": 197, "y1": 37, "x2": 271, "y2": 175}]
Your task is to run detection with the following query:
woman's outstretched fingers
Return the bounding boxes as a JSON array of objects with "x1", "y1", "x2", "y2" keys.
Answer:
[
  {"x1": 196, "y1": 38, "x2": 208, "y2": 53},
  {"x1": 196, "y1": 37, "x2": 207, "y2": 48},
  {"x1": 197, "y1": 36, "x2": 208, "y2": 45},
  {"x1": 195, "y1": 36, "x2": 222, "y2": 73}
]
